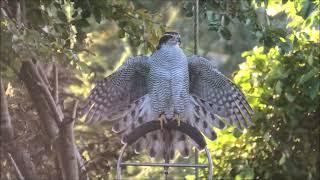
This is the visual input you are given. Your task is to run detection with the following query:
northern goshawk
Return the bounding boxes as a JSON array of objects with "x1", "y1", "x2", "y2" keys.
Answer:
[{"x1": 81, "y1": 32, "x2": 253, "y2": 159}]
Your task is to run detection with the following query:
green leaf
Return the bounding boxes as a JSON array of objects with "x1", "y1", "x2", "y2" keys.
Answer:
[
  {"x1": 118, "y1": 21, "x2": 128, "y2": 28},
  {"x1": 307, "y1": 54, "x2": 313, "y2": 65},
  {"x1": 71, "y1": 19, "x2": 90, "y2": 28},
  {"x1": 57, "y1": 11, "x2": 68, "y2": 22},
  {"x1": 118, "y1": 29, "x2": 125, "y2": 38},
  {"x1": 53, "y1": 2, "x2": 62, "y2": 9},
  {"x1": 279, "y1": 153, "x2": 286, "y2": 165},
  {"x1": 296, "y1": 0, "x2": 313, "y2": 19},
  {"x1": 81, "y1": 10, "x2": 91, "y2": 18},
  {"x1": 72, "y1": 11, "x2": 79, "y2": 18},
  {"x1": 275, "y1": 81, "x2": 283, "y2": 94},
  {"x1": 310, "y1": 80, "x2": 319, "y2": 100},
  {"x1": 298, "y1": 69, "x2": 317, "y2": 85},
  {"x1": 220, "y1": 27, "x2": 231, "y2": 40},
  {"x1": 28, "y1": 9, "x2": 46, "y2": 26},
  {"x1": 93, "y1": 8, "x2": 102, "y2": 23},
  {"x1": 77, "y1": 61, "x2": 90, "y2": 73},
  {"x1": 233, "y1": 128, "x2": 243, "y2": 138},
  {"x1": 235, "y1": 168, "x2": 254, "y2": 180},
  {"x1": 224, "y1": 15, "x2": 231, "y2": 26},
  {"x1": 285, "y1": 92, "x2": 296, "y2": 102},
  {"x1": 42, "y1": 0, "x2": 52, "y2": 7}
]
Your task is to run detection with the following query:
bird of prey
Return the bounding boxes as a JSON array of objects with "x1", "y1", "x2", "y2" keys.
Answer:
[{"x1": 81, "y1": 32, "x2": 253, "y2": 160}]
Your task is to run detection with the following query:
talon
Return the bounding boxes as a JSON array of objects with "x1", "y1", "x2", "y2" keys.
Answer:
[
  {"x1": 174, "y1": 114, "x2": 181, "y2": 126},
  {"x1": 158, "y1": 114, "x2": 167, "y2": 129}
]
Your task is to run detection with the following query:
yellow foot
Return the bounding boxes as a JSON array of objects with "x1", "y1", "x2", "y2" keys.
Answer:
[
  {"x1": 174, "y1": 114, "x2": 181, "y2": 126},
  {"x1": 158, "y1": 114, "x2": 167, "y2": 129}
]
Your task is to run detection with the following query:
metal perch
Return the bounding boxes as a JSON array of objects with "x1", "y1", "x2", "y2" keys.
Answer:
[{"x1": 116, "y1": 121, "x2": 213, "y2": 180}]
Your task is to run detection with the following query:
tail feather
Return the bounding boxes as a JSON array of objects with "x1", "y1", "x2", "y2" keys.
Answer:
[
  {"x1": 112, "y1": 95, "x2": 152, "y2": 133},
  {"x1": 173, "y1": 132, "x2": 191, "y2": 157},
  {"x1": 87, "y1": 94, "x2": 229, "y2": 160},
  {"x1": 134, "y1": 130, "x2": 194, "y2": 159},
  {"x1": 130, "y1": 95, "x2": 221, "y2": 159},
  {"x1": 187, "y1": 96, "x2": 222, "y2": 141}
]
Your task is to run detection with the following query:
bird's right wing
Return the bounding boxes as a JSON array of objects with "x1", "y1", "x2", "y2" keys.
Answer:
[
  {"x1": 188, "y1": 55, "x2": 253, "y2": 129},
  {"x1": 80, "y1": 55, "x2": 150, "y2": 124}
]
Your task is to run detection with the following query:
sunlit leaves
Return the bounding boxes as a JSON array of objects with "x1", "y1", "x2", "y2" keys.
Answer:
[
  {"x1": 202, "y1": 1, "x2": 320, "y2": 179},
  {"x1": 233, "y1": 23, "x2": 319, "y2": 180}
]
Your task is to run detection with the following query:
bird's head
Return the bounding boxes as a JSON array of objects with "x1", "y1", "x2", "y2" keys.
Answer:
[{"x1": 157, "y1": 32, "x2": 181, "y2": 49}]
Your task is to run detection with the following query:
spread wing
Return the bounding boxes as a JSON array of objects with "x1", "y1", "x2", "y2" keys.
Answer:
[
  {"x1": 188, "y1": 55, "x2": 253, "y2": 129},
  {"x1": 81, "y1": 55, "x2": 150, "y2": 124}
]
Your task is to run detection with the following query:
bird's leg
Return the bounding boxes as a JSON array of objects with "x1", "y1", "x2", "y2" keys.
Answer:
[
  {"x1": 174, "y1": 113, "x2": 181, "y2": 126},
  {"x1": 158, "y1": 113, "x2": 167, "y2": 129}
]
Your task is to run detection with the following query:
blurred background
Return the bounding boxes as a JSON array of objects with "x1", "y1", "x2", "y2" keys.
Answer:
[{"x1": 1, "y1": 0, "x2": 319, "y2": 179}]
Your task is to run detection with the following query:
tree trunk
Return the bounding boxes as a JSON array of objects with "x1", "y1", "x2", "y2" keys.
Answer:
[
  {"x1": 54, "y1": 121, "x2": 79, "y2": 180},
  {"x1": 20, "y1": 61, "x2": 80, "y2": 180},
  {"x1": 1, "y1": 78, "x2": 40, "y2": 180}
]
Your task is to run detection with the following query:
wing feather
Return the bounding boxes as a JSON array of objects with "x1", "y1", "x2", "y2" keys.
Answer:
[
  {"x1": 80, "y1": 55, "x2": 150, "y2": 124},
  {"x1": 188, "y1": 55, "x2": 253, "y2": 129}
]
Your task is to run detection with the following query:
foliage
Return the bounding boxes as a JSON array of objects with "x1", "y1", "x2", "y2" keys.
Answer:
[
  {"x1": 198, "y1": 1, "x2": 319, "y2": 179},
  {"x1": 1, "y1": 0, "x2": 163, "y2": 80}
]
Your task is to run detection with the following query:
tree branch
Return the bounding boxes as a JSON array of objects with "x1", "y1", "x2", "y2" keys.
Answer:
[
  {"x1": 20, "y1": 61, "x2": 63, "y2": 128},
  {"x1": 7, "y1": 152, "x2": 24, "y2": 180},
  {"x1": 20, "y1": 60, "x2": 60, "y2": 139},
  {"x1": 36, "y1": 63, "x2": 51, "y2": 89},
  {"x1": 53, "y1": 62, "x2": 59, "y2": 104}
]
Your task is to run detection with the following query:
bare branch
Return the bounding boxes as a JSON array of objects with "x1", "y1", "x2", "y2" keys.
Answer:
[
  {"x1": 7, "y1": 152, "x2": 24, "y2": 180},
  {"x1": 76, "y1": 149, "x2": 89, "y2": 180},
  {"x1": 72, "y1": 100, "x2": 78, "y2": 120},
  {"x1": 72, "y1": 100, "x2": 89, "y2": 180},
  {"x1": 36, "y1": 63, "x2": 51, "y2": 88},
  {"x1": 0, "y1": 78, "x2": 14, "y2": 140},
  {"x1": 53, "y1": 61, "x2": 59, "y2": 104}
]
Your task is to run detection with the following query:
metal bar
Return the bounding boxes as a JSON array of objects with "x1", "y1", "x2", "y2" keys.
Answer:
[
  {"x1": 195, "y1": 149, "x2": 199, "y2": 179},
  {"x1": 205, "y1": 147, "x2": 213, "y2": 180},
  {"x1": 194, "y1": 0, "x2": 199, "y2": 179},
  {"x1": 194, "y1": 0, "x2": 199, "y2": 55},
  {"x1": 116, "y1": 144, "x2": 127, "y2": 180},
  {"x1": 121, "y1": 162, "x2": 208, "y2": 168}
]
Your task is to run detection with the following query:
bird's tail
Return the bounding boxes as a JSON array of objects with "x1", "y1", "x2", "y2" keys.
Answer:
[
  {"x1": 112, "y1": 94, "x2": 226, "y2": 160},
  {"x1": 110, "y1": 94, "x2": 194, "y2": 159}
]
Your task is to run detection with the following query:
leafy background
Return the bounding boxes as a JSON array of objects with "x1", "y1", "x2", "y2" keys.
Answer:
[{"x1": 1, "y1": 0, "x2": 319, "y2": 179}]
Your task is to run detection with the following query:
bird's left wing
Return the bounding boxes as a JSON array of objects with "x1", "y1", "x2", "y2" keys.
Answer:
[
  {"x1": 188, "y1": 55, "x2": 253, "y2": 129},
  {"x1": 81, "y1": 55, "x2": 150, "y2": 124}
]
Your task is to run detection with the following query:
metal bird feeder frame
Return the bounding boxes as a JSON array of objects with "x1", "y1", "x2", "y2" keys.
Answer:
[{"x1": 116, "y1": 121, "x2": 213, "y2": 180}]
